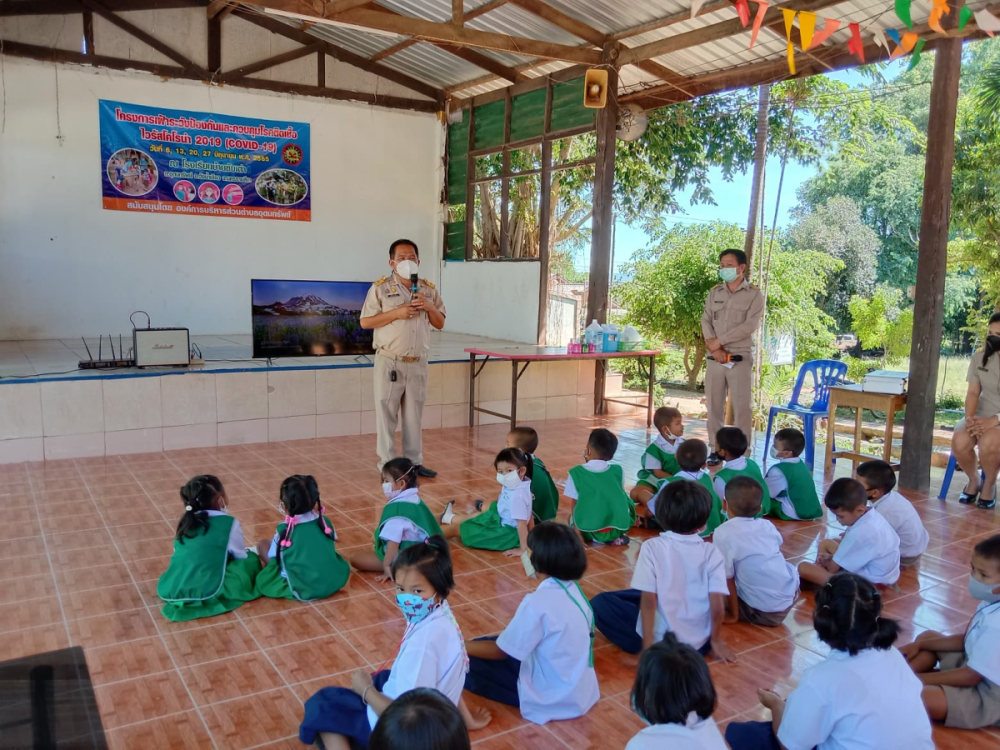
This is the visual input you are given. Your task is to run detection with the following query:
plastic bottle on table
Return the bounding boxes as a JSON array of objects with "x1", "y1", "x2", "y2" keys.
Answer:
[{"x1": 584, "y1": 320, "x2": 603, "y2": 353}]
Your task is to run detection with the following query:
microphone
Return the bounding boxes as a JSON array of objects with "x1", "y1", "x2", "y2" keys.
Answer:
[
  {"x1": 707, "y1": 354, "x2": 743, "y2": 362},
  {"x1": 410, "y1": 273, "x2": 419, "y2": 294}
]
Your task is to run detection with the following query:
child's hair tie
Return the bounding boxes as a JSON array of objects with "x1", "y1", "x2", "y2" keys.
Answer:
[{"x1": 185, "y1": 505, "x2": 193, "y2": 511}]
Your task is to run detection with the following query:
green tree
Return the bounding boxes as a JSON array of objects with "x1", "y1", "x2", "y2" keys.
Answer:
[{"x1": 843, "y1": 285, "x2": 914, "y2": 379}]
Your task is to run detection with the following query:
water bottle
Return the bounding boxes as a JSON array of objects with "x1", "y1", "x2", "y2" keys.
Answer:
[
  {"x1": 584, "y1": 320, "x2": 603, "y2": 353},
  {"x1": 602, "y1": 324, "x2": 619, "y2": 353}
]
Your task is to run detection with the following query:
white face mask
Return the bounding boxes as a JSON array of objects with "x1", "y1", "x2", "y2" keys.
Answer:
[
  {"x1": 382, "y1": 482, "x2": 400, "y2": 500},
  {"x1": 394, "y1": 259, "x2": 419, "y2": 279},
  {"x1": 968, "y1": 575, "x2": 1000, "y2": 604},
  {"x1": 497, "y1": 471, "x2": 523, "y2": 489},
  {"x1": 769, "y1": 446, "x2": 780, "y2": 459},
  {"x1": 665, "y1": 430, "x2": 681, "y2": 440}
]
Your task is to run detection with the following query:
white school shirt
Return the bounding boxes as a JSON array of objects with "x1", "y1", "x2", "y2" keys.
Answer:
[
  {"x1": 563, "y1": 459, "x2": 610, "y2": 500},
  {"x1": 871, "y1": 490, "x2": 929, "y2": 559},
  {"x1": 764, "y1": 458, "x2": 804, "y2": 520},
  {"x1": 712, "y1": 456, "x2": 747, "y2": 500},
  {"x1": 203, "y1": 510, "x2": 248, "y2": 560},
  {"x1": 630, "y1": 531, "x2": 728, "y2": 649},
  {"x1": 648, "y1": 469, "x2": 707, "y2": 516},
  {"x1": 643, "y1": 434, "x2": 683, "y2": 471},
  {"x1": 777, "y1": 647, "x2": 934, "y2": 750},
  {"x1": 367, "y1": 602, "x2": 467, "y2": 728},
  {"x1": 966, "y1": 601, "x2": 1000, "y2": 686},
  {"x1": 379, "y1": 488, "x2": 430, "y2": 545},
  {"x1": 625, "y1": 714, "x2": 727, "y2": 750},
  {"x1": 497, "y1": 479, "x2": 533, "y2": 528},
  {"x1": 832, "y1": 509, "x2": 901, "y2": 585},
  {"x1": 496, "y1": 577, "x2": 599, "y2": 724},
  {"x1": 711, "y1": 516, "x2": 799, "y2": 613}
]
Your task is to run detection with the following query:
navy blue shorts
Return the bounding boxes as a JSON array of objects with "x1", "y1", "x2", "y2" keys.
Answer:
[{"x1": 300, "y1": 671, "x2": 391, "y2": 748}]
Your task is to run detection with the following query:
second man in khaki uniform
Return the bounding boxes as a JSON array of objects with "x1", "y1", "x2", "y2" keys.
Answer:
[
  {"x1": 360, "y1": 239, "x2": 446, "y2": 477},
  {"x1": 701, "y1": 248, "x2": 764, "y2": 445}
]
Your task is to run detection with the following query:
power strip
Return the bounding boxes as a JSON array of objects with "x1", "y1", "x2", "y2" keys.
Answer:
[{"x1": 79, "y1": 359, "x2": 135, "y2": 369}]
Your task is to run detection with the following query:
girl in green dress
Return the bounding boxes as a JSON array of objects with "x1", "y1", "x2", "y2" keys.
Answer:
[
  {"x1": 157, "y1": 475, "x2": 261, "y2": 622},
  {"x1": 254, "y1": 475, "x2": 351, "y2": 601}
]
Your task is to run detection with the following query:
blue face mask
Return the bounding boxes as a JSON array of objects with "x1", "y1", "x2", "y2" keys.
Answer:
[
  {"x1": 968, "y1": 575, "x2": 1000, "y2": 604},
  {"x1": 718, "y1": 267, "x2": 739, "y2": 283},
  {"x1": 395, "y1": 592, "x2": 438, "y2": 624}
]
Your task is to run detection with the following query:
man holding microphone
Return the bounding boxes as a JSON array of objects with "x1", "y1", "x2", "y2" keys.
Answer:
[{"x1": 360, "y1": 239, "x2": 446, "y2": 476}]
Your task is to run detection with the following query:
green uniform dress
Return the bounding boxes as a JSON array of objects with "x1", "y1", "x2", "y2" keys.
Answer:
[
  {"x1": 254, "y1": 515, "x2": 351, "y2": 601},
  {"x1": 530, "y1": 456, "x2": 560, "y2": 523},
  {"x1": 768, "y1": 459, "x2": 823, "y2": 521},
  {"x1": 568, "y1": 464, "x2": 637, "y2": 543},
  {"x1": 715, "y1": 459, "x2": 772, "y2": 517},
  {"x1": 661, "y1": 471, "x2": 727, "y2": 537},
  {"x1": 460, "y1": 481, "x2": 532, "y2": 551},
  {"x1": 157, "y1": 514, "x2": 260, "y2": 622},
  {"x1": 635, "y1": 436, "x2": 683, "y2": 491},
  {"x1": 373, "y1": 495, "x2": 443, "y2": 561}
]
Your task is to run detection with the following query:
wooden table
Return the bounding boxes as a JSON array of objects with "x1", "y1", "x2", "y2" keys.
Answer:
[
  {"x1": 465, "y1": 347, "x2": 661, "y2": 430},
  {"x1": 824, "y1": 384, "x2": 907, "y2": 475}
]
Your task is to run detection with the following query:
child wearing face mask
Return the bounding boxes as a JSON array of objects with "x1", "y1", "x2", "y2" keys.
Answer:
[
  {"x1": 856, "y1": 459, "x2": 928, "y2": 567},
  {"x1": 439, "y1": 448, "x2": 534, "y2": 557},
  {"x1": 157, "y1": 475, "x2": 261, "y2": 622},
  {"x1": 565, "y1": 428, "x2": 636, "y2": 546},
  {"x1": 630, "y1": 407, "x2": 685, "y2": 516},
  {"x1": 711, "y1": 427, "x2": 771, "y2": 517},
  {"x1": 506, "y1": 426, "x2": 560, "y2": 523},
  {"x1": 351, "y1": 458, "x2": 443, "y2": 581},
  {"x1": 899, "y1": 534, "x2": 1000, "y2": 730},
  {"x1": 763, "y1": 428, "x2": 823, "y2": 521},
  {"x1": 254, "y1": 475, "x2": 351, "y2": 601},
  {"x1": 300, "y1": 537, "x2": 472, "y2": 749}
]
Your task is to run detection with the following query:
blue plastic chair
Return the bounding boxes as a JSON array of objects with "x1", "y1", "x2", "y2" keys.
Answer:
[
  {"x1": 765, "y1": 359, "x2": 849, "y2": 471},
  {"x1": 938, "y1": 452, "x2": 987, "y2": 500}
]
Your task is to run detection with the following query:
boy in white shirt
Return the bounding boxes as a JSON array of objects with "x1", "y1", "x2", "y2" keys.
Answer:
[
  {"x1": 857, "y1": 459, "x2": 929, "y2": 566},
  {"x1": 630, "y1": 406, "x2": 685, "y2": 510},
  {"x1": 464, "y1": 522, "x2": 599, "y2": 725},
  {"x1": 763, "y1": 428, "x2": 823, "y2": 521},
  {"x1": 798, "y1": 478, "x2": 901, "y2": 587},
  {"x1": 590, "y1": 480, "x2": 736, "y2": 661},
  {"x1": 900, "y1": 533, "x2": 1000, "y2": 729},
  {"x1": 712, "y1": 475, "x2": 799, "y2": 627}
]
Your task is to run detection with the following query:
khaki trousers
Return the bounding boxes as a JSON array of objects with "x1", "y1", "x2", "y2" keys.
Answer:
[
  {"x1": 373, "y1": 353, "x2": 427, "y2": 470},
  {"x1": 706, "y1": 357, "x2": 753, "y2": 445}
]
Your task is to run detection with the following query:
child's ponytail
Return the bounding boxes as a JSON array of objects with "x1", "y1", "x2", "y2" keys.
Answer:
[
  {"x1": 814, "y1": 572, "x2": 900, "y2": 655},
  {"x1": 872, "y1": 613, "x2": 900, "y2": 651},
  {"x1": 175, "y1": 475, "x2": 223, "y2": 542}
]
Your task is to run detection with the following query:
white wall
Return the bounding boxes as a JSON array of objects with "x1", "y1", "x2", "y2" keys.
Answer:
[
  {"x1": 440, "y1": 261, "x2": 540, "y2": 344},
  {"x1": 0, "y1": 57, "x2": 444, "y2": 339}
]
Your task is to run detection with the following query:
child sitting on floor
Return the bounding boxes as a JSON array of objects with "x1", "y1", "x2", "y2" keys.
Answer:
[
  {"x1": 900, "y1": 533, "x2": 1000, "y2": 730},
  {"x1": 711, "y1": 476, "x2": 799, "y2": 627},
  {"x1": 857, "y1": 459, "x2": 929, "y2": 567},
  {"x1": 725, "y1": 572, "x2": 933, "y2": 750},
  {"x1": 798, "y1": 478, "x2": 900, "y2": 588},
  {"x1": 351, "y1": 458, "x2": 443, "y2": 581},
  {"x1": 763, "y1": 428, "x2": 823, "y2": 521},
  {"x1": 564, "y1": 428, "x2": 636, "y2": 546},
  {"x1": 300, "y1": 537, "x2": 471, "y2": 749},
  {"x1": 440, "y1": 448, "x2": 533, "y2": 557},
  {"x1": 254, "y1": 475, "x2": 351, "y2": 601},
  {"x1": 629, "y1": 406, "x2": 685, "y2": 509},
  {"x1": 464, "y1": 522, "x2": 599, "y2": 725},
  {"x1": 157, "y1": 475, "x2": 260, "y2": 621},
  {"x1": 507, "y1": 426, "x2": 560, "y2": 523},
  {"x1": 649, "y1": 439, "x2": 726, "y2": 537},
  {"x1": 368, "y1": 688, "x2": 471, "y2": 750},
  {"x1": 590, "y1": 480, "x2": 735, "y2": 661},
  {"x1": 625, "y1": 634, "x2": 728, "y2": 750},
  {"x1": 711, "y1": 427, "x2": 771, "y2": 517}
]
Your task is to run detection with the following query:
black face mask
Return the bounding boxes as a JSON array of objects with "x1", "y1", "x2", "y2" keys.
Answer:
[{"x1": 988, "y1": 335, "x2": 1000, "y2": 352}]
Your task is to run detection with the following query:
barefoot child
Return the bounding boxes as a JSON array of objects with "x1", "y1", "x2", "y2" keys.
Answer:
[
  {"x1": 564, "y1": 428, "x2": 636, "y2": 546},
  {"x1": 351, "y1": 458, "x2": 443, "y2": 581},
  {"x1": 763, "y1": 428, "x2": 823, "y2": 521},
  {"x1": 711, "y1": 427, "x2": 771, "y2": 517},
  {"x1": 650, "y1": 440, "x2": 726, "y2": 538},
  {"x1": 157, "y1": 475, "x2": 260, "y2": 621},
  {"x1": 629, "y1": 407, "x2": 685, "y2": 509},
  {"x1": 857, "y1": 459, "x2": 929, "y2": 567},
  {"x1": 507, "y1": 426, "x2": 559, "y2": 523}
]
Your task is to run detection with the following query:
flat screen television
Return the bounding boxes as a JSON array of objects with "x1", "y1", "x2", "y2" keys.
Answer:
[{"x1": 251, "y1": 279, "x2": 375, "y2": 358}]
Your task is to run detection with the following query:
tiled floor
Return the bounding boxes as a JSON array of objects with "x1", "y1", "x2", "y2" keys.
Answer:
[{"x1": 2, "y1": 414, "x2": 998, "y2": 750}]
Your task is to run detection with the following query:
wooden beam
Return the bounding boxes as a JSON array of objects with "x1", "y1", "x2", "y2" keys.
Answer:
[
  {"x1": 323, "y1": 0, "x2": 371, "y2": 13},
  {"x1": 83, "y1": 9, "x2": 95, "y2": 55},
  {"x1": 0, "y1": 38, "x2": 439, "y2": 112},
  {"x1": 317, "y1": 50, "x2": 326, "y2": 87},
  {"x1": 452, "y1": 0, "x2": 464, "y2": 26},
  {"x1": 0, "y1": 0, "x2": 202, "y2": 13},
  {"x1": 232, "y1": 8, "x2": 444, "y2": 103},
  {"x1": 206, "y1": 0, "x2": 229, "y2": 18},
  {"x1": 435, "y1": 43, "x2": 527, "y2": 83},
  {"x1": 208, "y1": 13, "x2": 221, "y2": 73},
  {"x1": 220, "y1": 41, "x2": 322, "y2": 81},
  {"x1": 369, "y1": 0, "x2": 510, "y2": 62},
  {"x1": 371, "y1": 39, "x2": 418, "y2": 62},
  {"x1": 508, "y1": 0, "x2": 606, "y2": 45},
  {"x1": 610, "y1": 0, "x2": 731, "y2": 40},
  {"x1": 79, "y1": 0, "x2": 208, "y2": 74}
]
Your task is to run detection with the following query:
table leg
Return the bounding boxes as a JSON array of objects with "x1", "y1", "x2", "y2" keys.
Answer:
[
  {"x1": 469, "y1": 353, "x2": 476, "y2": 427},
  {"x1": 854, "y1": 406, "x2": 864, "y2": 470},
  {"x1": 647, "y1": 354, "x2": 656, "y2": 428},
  {"x1": 825, "y1": 395, "x2": 837, "y2": 476},
  {"x1": 510, "y1": 360, "x2": 518, "y2": 430},
  {"x1": 883, "y1": 402, "x2": 897, "y2": 463}
]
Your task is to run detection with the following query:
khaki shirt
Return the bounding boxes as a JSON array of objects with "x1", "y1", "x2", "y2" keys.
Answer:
[
  {"x1": 967, "y1": 350, "x2": 1000, "y2": 418},
  {"x1": 700, "y1": 279, "x2": 764, "y2": 354},
  {"x1": 361, "y1": 275, "x2": 446, "y2": 359}
]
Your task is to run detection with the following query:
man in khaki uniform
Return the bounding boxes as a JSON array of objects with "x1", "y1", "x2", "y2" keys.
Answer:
[
  {"x1": 701, "y1": 248, "x2": 764, "y2": 444},
  {"x1": 360, "y1": 239, "x2": 446, "y2": 476}
]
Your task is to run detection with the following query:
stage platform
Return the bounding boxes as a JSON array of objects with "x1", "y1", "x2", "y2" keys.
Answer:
[{"x1": 0, "y1": 333, "x2": 611, "y2": 463}]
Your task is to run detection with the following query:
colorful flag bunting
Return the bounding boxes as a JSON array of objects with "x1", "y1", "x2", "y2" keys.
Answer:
[
  {"x1": 735, "y1": 0, "x2": 751, "y2": 27},
  {"x1": 890, "y1": 31, "x2": 918, "y2": 60},
  {"x1": 885, "y1": 28, "x2": 902, "y2": 47},
  {"x1": 782, "y1": 8, "x2": 797, "y2": 75},
  {"x1": 749, "y1": 1, "x2": 769, "y2": 49},
  {"x1": 896, "y1": 0, "x2": 913, "y2": 30},
  {"x1": 958, "y1": 6, "x2": 973, "y2": 32},
  {"x1": 976, "y1": 9, "x2": 1000, "y2": 38},
  {"x1": 848, "y1": 22, "x2": 865, "y2": 62},
  {"x1": 873, "y1": 28, "x2": 889, "y2": 52},
  {"x1": 907, "y1": 38, "x2": 927, "y2": 71},
  {"x1": 928, "y1": 0, "x2": 950, "y2": 35},
  {"x1": 798, "y1": 11, "x2": 817, "y2": 50},
  {"x1": 809, "y1": 17, "x2": 840, "y2": 49}
]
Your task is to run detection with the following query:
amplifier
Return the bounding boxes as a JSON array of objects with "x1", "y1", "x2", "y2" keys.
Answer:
[{"x1": 134, "y1": 328, "x2": 190, "y2": 367}]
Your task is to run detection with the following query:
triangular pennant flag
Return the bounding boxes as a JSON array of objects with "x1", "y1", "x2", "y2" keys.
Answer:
[
  {"x1": 809, "y1": 17, "x2": 840, "y2": 49},
  {"x1": 896, "y1": 0, "x2": 913, "y2": 30},
  {"x1": 787, "y1": 42, "x2": 796, "y2": 75},
  {"x1": 848, "y1": 22, "x2": 865, "y2": 62},
  {"x1": 885, "y1": 28, "x2": 902, "y2": 47},
  {"x1": 798, "y1": 11, "x2": 817, "y2": 50},
  {"x1": 976, "y1": 9, "x2": 1000, "y2": 38},
  {"x1": 690, "y1": 0, "x2": 707, "y2": 19},
  {"x1": 873, "y1": 28, "x2": 889, "y2": 52},
  {"x1": 929, "y1": 0, "x2": 950, "y2": 35},
  {"x1": 959, "y1": 6, "x2": 973, "y2": 32},
  {"x1": 735, "y1": 0, "x2": 750, "y2": 27},
  {"x1": 750, "y1": 1, "x2": 769, "y2": 48},
  {"x1": 891, "y1": 31, "x2": 918, "y2": 60},
  {"x1": 782, "y1": 8, "x2": 796, "y2": 40},
  {"x1": 907, "y1": 38, "x2": 927, "y2": 71}
]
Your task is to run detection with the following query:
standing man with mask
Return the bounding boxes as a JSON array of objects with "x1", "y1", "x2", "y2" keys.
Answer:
[
  {"x1": 360, "y1": 239, "x2": 446, "y2": 477},
  {"x1": 701, "y1": 249, "x2": 764, "y2": 445}
]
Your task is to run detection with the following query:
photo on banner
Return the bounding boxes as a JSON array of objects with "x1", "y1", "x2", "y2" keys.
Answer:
[{"x1": 99, "y1": 99, "x2": 311, "y2": 221}]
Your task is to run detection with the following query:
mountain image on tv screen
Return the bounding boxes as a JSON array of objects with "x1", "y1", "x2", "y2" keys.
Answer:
[{"x1": 251, "y1": 279, "x2": 375, "y2": 358}]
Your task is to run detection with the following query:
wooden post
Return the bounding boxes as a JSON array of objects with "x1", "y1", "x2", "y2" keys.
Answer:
[
  {"x1": 899, "y1": 38, "x2": 962, "y2": 492},
  {"x1": 317, "y1": 51, "x2": 326, "y2": 88},
  {"x1": 83, "y1": 10, "x2": 95, "y2": 55},
  {"x1": 536, "y1": 81, "x2": 553, "y2": 345},
  {"x1": 588, "y1": 44, "x2": 619, "y2": 414}
]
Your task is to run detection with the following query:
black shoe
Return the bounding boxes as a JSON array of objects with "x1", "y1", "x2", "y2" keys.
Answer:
[
  {"x1": 959, "y1": 490, "x2": 980, "y2": 505},
  {"x1": 415, "y1": 464, "x2": 438, "y2": 478},
  {"x1": 978, "y1": 496, "x2": 996, "y2": 510}
]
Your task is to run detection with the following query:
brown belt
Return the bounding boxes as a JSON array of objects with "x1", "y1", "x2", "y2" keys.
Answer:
[{"x1": 377, "y1": 351, "x2": 422, "y2": 363}]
